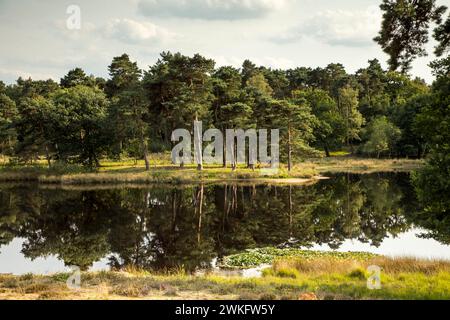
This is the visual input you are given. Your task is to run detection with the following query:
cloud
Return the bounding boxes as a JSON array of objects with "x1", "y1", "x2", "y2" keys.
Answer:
[
  {"x1": 273, "y1": 6, "x2": 382, "y2": 47},
  {"x1": 138, "y1": 0, "x2": 288, "y2": 20},
  {"x1": 103, "y1": 18, "x2": 176, "y2": 44},
  {"x1": 53, "y1": 19, "x2": 98, "y2": 41}
]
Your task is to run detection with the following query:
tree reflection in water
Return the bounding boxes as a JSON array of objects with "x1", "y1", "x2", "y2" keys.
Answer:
[{"x1": 0, "y1": 173, "x2": 446, "y2": 271}]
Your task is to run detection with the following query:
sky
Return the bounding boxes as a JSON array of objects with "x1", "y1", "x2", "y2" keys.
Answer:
[{"x1": 0, "y1": 0, "x2": 449, "y2": 85}]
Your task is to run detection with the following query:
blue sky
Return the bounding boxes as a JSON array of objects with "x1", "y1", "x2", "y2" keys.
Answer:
[{"x1": 0, "y1": 0, "x2": 448, "y2": 84}]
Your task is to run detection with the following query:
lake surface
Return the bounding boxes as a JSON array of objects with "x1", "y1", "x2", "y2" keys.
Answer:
[{"x1": 0, "y1": 173, "x2": 449, "y2": 275}]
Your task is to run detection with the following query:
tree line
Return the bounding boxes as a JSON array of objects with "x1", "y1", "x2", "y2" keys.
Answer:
[{"x1": 0, "y1": 54, "x2": 441, "y2": 168}]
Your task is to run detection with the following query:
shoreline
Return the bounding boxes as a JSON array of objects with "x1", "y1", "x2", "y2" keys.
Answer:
[{"x1": 0, "y1": 158, "x2": 424, "y2": 186}]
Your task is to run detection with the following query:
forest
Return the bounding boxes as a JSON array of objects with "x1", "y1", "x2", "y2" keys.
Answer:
[
  {"x1": 0, "y1": 0, "x2": 448, "y2": 177},
  {"x1": 0, "y1": 53, "x2": 446, "y2": 165}
]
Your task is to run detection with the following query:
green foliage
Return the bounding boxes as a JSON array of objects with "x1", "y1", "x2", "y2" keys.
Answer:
[
  {"x1": 15, "y1": 95, "x2": 55, "y2": 163},
  {"x1": 143, "y1": 52, "x2": 215, "y2": 144},
  {"x1": 361, "y1": 116, "x2": 401, "y2": 158},
  {"x1": 348, "y1": 268, "x2": 368, "y2": 280},
  {"x1": 104, "y1": 54, "x2": 150, "y2": 168},
  {"x1": 0, "y1": 93, "x2": 18, "y2": 155},
  {"x1": 221, "y1": 248, "x2": 378, "y2": 269},
  {"x1": 434, "y1": 13, "x2": 450, "y2": 57},
  {"x1": 245, "y1": 73, "x2": 273, "y2": 98},
  {"x1": 293, "y1": 88, "x2": 344, "y2": 156},
  {"x1": 106, "y1": 54, "x2": 142, "y2": 97},
  {"x1": 338, "y1": 86, "x2": 364, "y2": 145},
  {"x1": 0, "y1": 50, "x2": 444, "y2": 167},
  {"x1": 60, "y1": 68, "x2": 93, "y2": 88},
  {"x1": 51, "y1": 86, "x2": 109, "y2": 167},
  {"x1": 412, "y1": 62, "x2": 450, "y2": 244},
  {"x1": 267, "y1": 267, "x2": 300, "y2": 279},
  {"x1": 374, "y1": 0, "x2": 446, "y2": 72}
]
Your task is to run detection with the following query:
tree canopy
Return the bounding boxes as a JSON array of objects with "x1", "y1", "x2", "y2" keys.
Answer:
[{"x1": 0, "y1": 46, "x2": 447, "y2": 169}]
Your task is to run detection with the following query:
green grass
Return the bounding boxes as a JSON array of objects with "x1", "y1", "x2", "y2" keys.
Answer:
[
  {"x1": 259, "y1": 253, "x2": 450, "y2": 300},
  {"x1": 1, "y1": 253, "x2": 449, "y2": 300},
  {"x1": 0, "y1": 159, "x2": 318, "y2": 185},
  {"x1": 0, "y1": 155, "x2": 424, "y2": 185},
  {"x1": 329, "y1": 151, "x2": 351, "y2": 157}
]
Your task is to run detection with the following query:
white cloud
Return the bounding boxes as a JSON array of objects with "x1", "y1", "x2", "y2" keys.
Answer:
[
  {"x1": 274, "y1": 6, "x2": 382, "y2": 47},
  {"x1": 54, "y1": 19, "x2": 98, "y2": 41},
  {"x1": 103, "y1": 18, "x2": 176, "y2": 44},
  {"x1": 138, "y1": 0, "x2": 288, "y2": 20}
]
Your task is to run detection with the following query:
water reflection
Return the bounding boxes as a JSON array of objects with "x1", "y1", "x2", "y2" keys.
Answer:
[{"x1": 0, "y1": 173, "x2": 448, "y2": 273}]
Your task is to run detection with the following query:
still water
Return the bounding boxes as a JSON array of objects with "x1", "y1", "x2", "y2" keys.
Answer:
[{"x1": 0, "y1": 173, "x2": 449, "y2": 275}]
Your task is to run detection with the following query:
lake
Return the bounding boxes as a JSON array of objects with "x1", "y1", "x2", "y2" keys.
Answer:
[{"x1": 0, "y1": 173, "x2": 449, "y2": 275}]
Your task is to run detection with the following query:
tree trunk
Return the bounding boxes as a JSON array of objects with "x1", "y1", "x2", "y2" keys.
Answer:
[
  {"x1": 223, "y1": 141, "x2": 227, "y2": 168},
  {"x1": 45, "y1": 145, "x2": 51, "y2": 168},
  {"x1": 143, "y1": 144, "x2": 150, "y2": 171},
  {"x1": 222, "y1": 126, "x2": 227, "y2": 168},
  {"x1": 232, "y1": 142, "x2": 237, "y2": 171},
  {"x1": 138, "y1": 119, "x2": 150, "y2": 171},
  {"x1": 195, "y1": 115, "x2": 203, "y2": 171},
  {"x1": 324, "y1": 144, "x2": 331, "y2": 158}
]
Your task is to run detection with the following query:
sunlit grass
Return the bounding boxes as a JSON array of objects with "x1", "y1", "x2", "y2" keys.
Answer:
[
  {"x1": 329, "y1": 151, "x2": 351, "y2": 157},
  {"x1": 1, "y1": 256, "x2": 449, "y2": 300},
  {"x1": 0, "y1": 155, "x2": 423, "y2": 185},
  {"x1": 2, "y1": 249, "x2": 448, "y2": 300}
]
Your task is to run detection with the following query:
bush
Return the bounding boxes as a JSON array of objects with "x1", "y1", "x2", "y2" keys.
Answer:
[
  {"x1": 348, "y1": 268, "x2": 367, "y2": 280},
  {"x1": 275, "y1": 268, "x2": 300, "y2": 279}
]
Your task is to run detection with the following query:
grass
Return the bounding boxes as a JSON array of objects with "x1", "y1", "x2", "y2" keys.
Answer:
[
  {"x1": 1, "y1": 252, "x2": 449, "y2": 300},
  {"x1": 0, "y1": 155, "x2": 423, "y2": 185},
  {"x1": 308, "y1": 157, "x2": 424, "y2": 173},
  {"x1": 260, "y1": 255, "x2": 450, "y2": 300}
]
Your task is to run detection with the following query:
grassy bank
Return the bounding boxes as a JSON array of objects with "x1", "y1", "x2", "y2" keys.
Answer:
[
  {"x1": 309, "y1": 157, "x2": 424, "y2": 173},
  {"x1": 218, "y1": 248, "x2": 378, "y2": 269},
  {"x1": 0, "y1": 157, "x2": 423, "y2": 185},
  {"x1": 1, "y1": 250, "x2": 449, "y2": 300}
]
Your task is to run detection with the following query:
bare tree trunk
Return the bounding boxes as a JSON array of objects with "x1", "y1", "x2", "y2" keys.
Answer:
[
  {"x1": 222, "y1": 125, "x2": 227, "y2": 168},
  {"x1": 223, "y1": 141, "x2": 227, "y2": 168},
  {"x1": 195, "y1": 115, "x2": 203, "y2": 171},
  {"x1": 231, "y1": 141, "x2": 237, "y2": 171}
]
